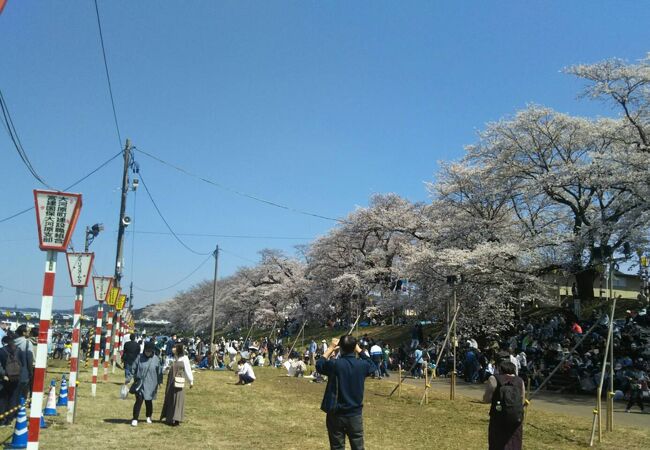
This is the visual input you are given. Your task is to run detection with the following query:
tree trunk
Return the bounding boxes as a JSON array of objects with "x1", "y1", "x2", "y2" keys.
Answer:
[{"x1": 575, "y1": 269, "x2": 597, "y2": 302}]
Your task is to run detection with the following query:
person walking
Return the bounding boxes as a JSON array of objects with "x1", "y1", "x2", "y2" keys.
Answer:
[
  {"x1": 13, "y1": 325, "x2": 33, "y2": 401},
  {"x1": 0, "y1": 335, "x2": 24, "y2": 425},
  {"x1": 369, "y1": 342, "x2": 383, "y2": 379},
  {"x1": 123, "y1": 334, "x2": 141, "y2": 385},
  {"x1": 625, "y1": 367, "x2": 647, "y2": 413},
  {"x1": 160, "y1": 343, "x2": 194, "y2": 426},
  {"x1": 131, "y1": 341, "x2": 162, "y2": 427},
  {"x1": 316, "y1": 335, "x2": 375, "y2": 450},
  {"x1": 482, "y1": 360, "x2": 525, "y2": 450}
]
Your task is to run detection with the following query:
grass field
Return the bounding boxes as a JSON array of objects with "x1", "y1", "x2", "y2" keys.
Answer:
[{"x1": 3, "y1": 360, "x2": 647, "y2": 450}]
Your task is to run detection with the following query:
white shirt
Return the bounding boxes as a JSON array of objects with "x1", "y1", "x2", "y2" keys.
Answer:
[
  {"x1": 238, "y1": 362, "x2": 256, "y2": 380},
  {"x1": 177, "y1": 355, "x2": 194, "y2": 385}
]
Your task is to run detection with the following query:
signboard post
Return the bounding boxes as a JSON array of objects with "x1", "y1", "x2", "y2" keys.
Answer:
[
  {"x1": 28, "y1": 190, "x2": 82, "y2": 450},
  {"x1": 65, "y1": 252, "x2": 94, "y2": 424},
  {"x1": 111, "y1": 294, "x2": 126, "y2": 372},
  {"x1": 103, "y1": 287, "x2": 120, "y2": 381},
  {"x1": 91, "y1": 277, "x2": 112, "y2": 397}
]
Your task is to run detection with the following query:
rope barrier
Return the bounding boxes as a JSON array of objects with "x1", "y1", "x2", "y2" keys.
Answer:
[{"x1": 0, "y1": 397, "x2": 31, "y2": 420}]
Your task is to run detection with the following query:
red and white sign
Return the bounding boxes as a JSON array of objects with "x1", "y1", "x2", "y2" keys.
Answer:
[
  {"x1": 34, "y1": 190, "x2": 82, "y2": 251},
  {"x1": 65, "y1": 253, "x2": 94, "y2": 287},
  {"x1": 92, "y1": 277, "x2": 113, "y2": 302}
]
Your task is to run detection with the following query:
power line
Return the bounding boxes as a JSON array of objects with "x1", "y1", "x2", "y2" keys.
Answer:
[
  {"x1": 219, "y1": 247, "x2": 258, "y2": 265},
  {"x1": 93, "y1": 0, "x2": 122, "y2": 148},
  {"x1": 0, "y1": 284, "x2": 41, "y2": 296},
  {"x1": 137, "y1": 171, "x2": 212, "y2": 256},
  {"x1": 133, "y1": 251, "x2": 214, "y2": 293},
  {"x1": 134, "y1": 147, "x2": 344, "y2": 223},
  {"x1": 0, "y1": 89, "x2": 51, "y2": 187},
  {"x1": 123, "y1": 230, "x2": 312, "y2": 240},
  {"x1": 0, "y1": 149, "x2": 123, "y2": 224}
]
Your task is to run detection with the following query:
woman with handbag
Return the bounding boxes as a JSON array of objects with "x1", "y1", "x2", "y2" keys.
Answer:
[
  {"x1": 160, "y1": 343, "x2": 194, "y2": 426},
  {"x1": 131, "y1": 341, "x2": 163, "y2": 427}
]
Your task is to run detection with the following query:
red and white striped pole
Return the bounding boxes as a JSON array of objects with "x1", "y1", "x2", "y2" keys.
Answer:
[
  {"x1": 111, "y1": 312, "x2": 121, "y2": 372},
  {"x1": 27, "y1": 250, "x2": 57, "y2": 450},
  {"x1": 67, "y1": 286, "x2": 84, "y2": 423},
  {"x1": 91, "y1": 302, "x2": 104, "y2": 396},
  {"x1": 103, "y1": 310, "x2": 114, "y2": 381}
]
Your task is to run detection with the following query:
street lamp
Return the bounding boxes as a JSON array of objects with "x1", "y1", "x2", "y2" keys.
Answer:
[{"x1": 85, "y1": 223, "x2": 104, "y2": 251}]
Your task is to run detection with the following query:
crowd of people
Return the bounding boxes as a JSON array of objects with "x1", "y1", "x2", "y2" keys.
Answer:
[
  {"x1": 0, "y1": 305, "x2": 646, "y2": 449},
  {"x1": 0, "y1": 323, "x2": 35, "y2": 425}
]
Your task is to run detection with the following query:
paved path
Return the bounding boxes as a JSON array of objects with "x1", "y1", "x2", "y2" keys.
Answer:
[{"x1": 383, "y1": 376, "x2": 650, "y2": 429}]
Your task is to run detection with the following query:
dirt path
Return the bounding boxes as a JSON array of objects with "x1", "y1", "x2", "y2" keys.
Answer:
[{"x1": 383, "y1": 376, "x2": 650, "y2": 429}]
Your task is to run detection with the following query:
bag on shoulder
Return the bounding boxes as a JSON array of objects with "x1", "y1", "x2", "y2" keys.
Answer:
[
  {"x1": 174, "y1": 375, "x2": 185, "y2": 389},
  {"x1": 491, "y1": 375, "x2": 524, "y2": 427},
  {"x1": 6, "y1": 351, "x2": 22, "y2": 381}
]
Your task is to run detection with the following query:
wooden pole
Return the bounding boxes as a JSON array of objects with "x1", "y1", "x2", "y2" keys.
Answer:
[
  {"x1": 419, "y1": 362, "x2": 429, "y2": 405},
  {"x1": 348, "y1": 315, "x2": 361, "y2": 336},
  {"x1": 243, "y1": 320, "x2": 255, "y2": 348},
  {"x1": 589, "y1": 297, "x2": 616, "y2": 446},
  {"x1": 286, "y1": 321, "x2": 307, "y2": 358},
  {"x1": 389, "y1": 304, "x2": 460, "y2": 398},
  {"x1": 398, "y1": 364, "x2": 402, "y2": 398},
  {"x1": 523, "y1": 377, "x2": 531, "y2": 426},
  {"x1": 607, "y1": 266, "x2": 615, "y2": 432},
  {"x1": 450, "y1": 286, "x2": 457, "y2": 400}
]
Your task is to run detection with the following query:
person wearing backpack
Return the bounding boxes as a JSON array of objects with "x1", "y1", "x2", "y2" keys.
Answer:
[
  {"x1": 0, "y1": 334, "x2": 25, "y2": 425},
  {"x1": 13, "y1": 325, "x2": 34, "y2": 401},
  {"x1": 482, "y1": 360, "x2": 525, "y2": 450}
]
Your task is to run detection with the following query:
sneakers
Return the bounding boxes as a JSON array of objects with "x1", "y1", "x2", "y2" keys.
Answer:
[
  {"x1": 131, "y1": 420, "x2": 138, "y2": 427},
  {"x1": 146, "y1": 417, "x2": 153, "y2": 424}
]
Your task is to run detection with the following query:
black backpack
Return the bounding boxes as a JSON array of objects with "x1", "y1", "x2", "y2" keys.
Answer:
[
  {"x1": 490, "y1": 375, "x2": 524, "y2": 427},
  {"x1": 5, "y1": 350, "x2": 22, "y2": 381}
]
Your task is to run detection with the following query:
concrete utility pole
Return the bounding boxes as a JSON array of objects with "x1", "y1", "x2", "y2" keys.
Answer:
[
  {"x1": 110, "y1": 139, "x2": 131, "y2": 372},
  {"x1": 209, "y1": 245, "x2": 220, "y2": 349},
  {"x1": 114, "y1": 139, "x2": 131, "y2": 288}
]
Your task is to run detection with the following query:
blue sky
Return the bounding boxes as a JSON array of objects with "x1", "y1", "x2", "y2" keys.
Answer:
[{"x1": 1, "y1": 1, "x2": 648, "y2": 309}]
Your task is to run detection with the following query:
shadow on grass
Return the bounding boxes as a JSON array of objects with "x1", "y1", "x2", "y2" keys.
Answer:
[{"x1": 103, "y1": 418, "x2": 132, "y2": 425}]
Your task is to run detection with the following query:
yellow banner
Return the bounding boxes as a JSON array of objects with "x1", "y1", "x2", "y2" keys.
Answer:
[
  {"x1": 107, "y1": 287, "x2": 120, "y2": 306},
  {"x1": 116, "y1": 294, "x2": 127, "y2": 311}
]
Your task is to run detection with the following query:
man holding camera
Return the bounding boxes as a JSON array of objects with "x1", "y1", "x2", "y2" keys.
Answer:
[{"x1": 316, "y1": 335, "x2": 375, "y2": 450}]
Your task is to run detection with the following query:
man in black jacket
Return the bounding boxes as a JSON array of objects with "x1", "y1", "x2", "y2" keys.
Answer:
[
  {"x1": 122, "y1": 334, "x2": 140, "y2": 384},
  {"x1": 316, "y1": 335, "x2": 375, "y2": 450}
]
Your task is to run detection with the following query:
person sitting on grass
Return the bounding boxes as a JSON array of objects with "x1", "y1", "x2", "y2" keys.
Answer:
[
  {"x1": 236, "y1": 358, "x2": 256, "y2": 385},
  {"x1": 197, "y1": 352, "x2": 210, "y2": 369}
]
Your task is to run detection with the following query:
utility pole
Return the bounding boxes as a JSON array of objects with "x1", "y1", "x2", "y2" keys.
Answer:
[
  {"x1": 209, "y1": 245, "x2": 220, "y2": 350},
  {"x1": 110, "y1": 139, "x2": 131, "y2": 373},
  {"x1": 114, "y1": 139, "x2": 131, "y2": 289}
]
